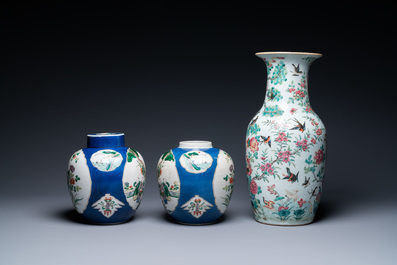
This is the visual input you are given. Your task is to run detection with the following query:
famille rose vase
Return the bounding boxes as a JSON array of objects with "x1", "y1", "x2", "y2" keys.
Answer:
[
  {"x1": 157, "y1": 141, "x2": 235, "y2": 225},
  {"x1": 67, "y1": 133, "x2": 146, "y2": 224},
  {"x1": 246, "y1": 52, "x2": 326, "y2": 226}
]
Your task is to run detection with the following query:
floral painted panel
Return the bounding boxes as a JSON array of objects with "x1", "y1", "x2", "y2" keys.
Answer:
[
  {"x1": 122, "y1": 148, "x2": 146, "y2": 210},
  {"x1": 90, "y1": 149, "x2": 123, "y2": 172},
  {"x1": 67, "y1": 150, "x2": 92, "y2": 214},
  {"x1": 179, "y1": 151, "x2": 213, "y2": 173},
  {"x1": 157, "y1": 150, "x2": 180, "y2": 213},
  {"x1": 213, "y1": 150, "x2": 235, "y2": 213}
]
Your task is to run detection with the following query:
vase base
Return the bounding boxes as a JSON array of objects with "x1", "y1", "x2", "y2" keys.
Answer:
[{"x1": 254, "y1": 216, "x2": 313, "y2": 226}]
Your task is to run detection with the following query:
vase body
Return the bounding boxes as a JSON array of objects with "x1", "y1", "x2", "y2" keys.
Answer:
[
  {"x1": 246, "y1": 52, "x2": 326, "y2": 225},
  {"x1": 157, "y1": 141, "x2": 234, "y2": 225},
  {"x1": 67, "y1": 133, "x2": 146, "y2": 224}
]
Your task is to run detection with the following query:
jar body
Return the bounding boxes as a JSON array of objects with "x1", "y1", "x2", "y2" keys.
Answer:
[
  {"x1": 246, "y1": 52, "x2": 326, "y2": 225},
  {"x1": 157, "y1": 141, "x2": 234, "y2": 225},
  {"x1": 67, "y1": 133, "x2": 146, "y2": 224}
]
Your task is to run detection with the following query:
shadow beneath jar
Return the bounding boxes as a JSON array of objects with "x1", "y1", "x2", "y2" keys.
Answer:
[
  {"x1": 53, "y1": 208, "x2": 134, "y2": 225},
  {"x1": 162, "y1": 212, "x2": 226, "y2": 226}
]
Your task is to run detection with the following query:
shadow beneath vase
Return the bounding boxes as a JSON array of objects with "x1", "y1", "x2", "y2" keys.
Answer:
[{"x1": 313, "y1": 200, "x2": 340, "y2": 223}]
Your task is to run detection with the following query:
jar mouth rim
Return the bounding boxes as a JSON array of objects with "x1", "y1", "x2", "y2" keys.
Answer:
[
  {"x1": 87, "y1": 132, "x2": 124, "y2": 137},
  {"x1": 179, "y1": 141, "x2": 213, "y2": 148},
  {"x1": 255, "y1": 51, "x2": 322, "y2": 56}
]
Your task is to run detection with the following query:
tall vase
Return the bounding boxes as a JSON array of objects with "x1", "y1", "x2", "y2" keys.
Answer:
[{"x1": 246, "y1": 52, "x2": 326, "y2": 226}]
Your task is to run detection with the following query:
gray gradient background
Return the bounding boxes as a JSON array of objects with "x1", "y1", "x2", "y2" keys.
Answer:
[{"x1": 1, "y1": 3, "x2": 396, "y2": 265}]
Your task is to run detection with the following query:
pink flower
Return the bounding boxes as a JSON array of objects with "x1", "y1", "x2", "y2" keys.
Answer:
[
  {"x1": 296, "y1": 139, "x2": 308, "y2": 151},
  {"x1": 298, "y1": 198, "x2": 306, "y2": 207},
  {"x1": 261, "y1": 156, "x2": 266, "y2": 160},
  {"x1": 278, "y1": 150, "x2": 291, "y2": 163},
  {"x1": 311, "y1": 138, "x2": 316, "y2": 144},
  {"x1": 267, "y1": 184, "x2": 276, "y2": 195},
  {"x1": 260, "y1": 164, "x2": 266, "y2": 172},
  {"x1": 288, "y1": 88, "x2": 296, "y2": 93},
  {"x1": 314, "y1": 149, "x2": 324, "y2": 165},
  {"x1": 290, "y1": 108, "x2": 297, "y2": 114},
  {"x1": 275, "y1": 132, "x2": 288, "y2": 142},
  {"x1": 278, "y1": 206, "x2": 289, "y2": 211},
  {"x1": 247, "y1": 137, "x2": 259, "y2": 152},
  {"x1": 250, "y1": 180, "x2": 258, "y2": 195},
  {"x1": 268, "y1": 168, "x2": 274, "y2": 175},
  {"x1": 316, "y1": 129, "x2": 323, "y2": 135}
]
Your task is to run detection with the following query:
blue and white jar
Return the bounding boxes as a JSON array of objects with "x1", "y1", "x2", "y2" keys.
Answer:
[
  {"x1": 157, "y1": 141, "x2": 235, "y2": 225},
  {"x1": 67, "y1": 133, "x2": 146, "y2": 224}
]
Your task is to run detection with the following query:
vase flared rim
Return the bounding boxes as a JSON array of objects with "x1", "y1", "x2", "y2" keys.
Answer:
[{"x1": 255, "y1": 51, "x2": 322, "y2": 57}]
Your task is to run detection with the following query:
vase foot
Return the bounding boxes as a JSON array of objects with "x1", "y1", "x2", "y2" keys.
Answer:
[{"x1": 254, "y1": 216, "x2": 313, "y2": 226}]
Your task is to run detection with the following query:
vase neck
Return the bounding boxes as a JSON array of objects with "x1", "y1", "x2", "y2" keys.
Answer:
[{"x1": 256, "y1": 52, "x2": 321, "y2": 110}]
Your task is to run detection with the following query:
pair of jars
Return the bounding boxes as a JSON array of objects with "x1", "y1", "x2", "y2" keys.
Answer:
[{"x1": 67, "y1": 133, "x2": 234, "y2": 225}]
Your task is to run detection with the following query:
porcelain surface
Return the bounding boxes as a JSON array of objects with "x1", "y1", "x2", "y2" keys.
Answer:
[
  {"x1": 246, "y1": 52, "x2": 326, "y2": 225},
  {"x1": 157, "y1": 141, "x2": 234, "y2": 225},
  {"x1": 67, "y1": 133, "x2": 146, "y2": 224}
]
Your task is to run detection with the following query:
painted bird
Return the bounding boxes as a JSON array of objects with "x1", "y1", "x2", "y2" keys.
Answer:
[
  {"x1": 283, "y1": 167, "x2": 299, "y2": 183},
  {"x1": 290, "y1": 118, "x2": 306, "y2": 132},
  {"x1": 260, "y1": 136, "x2": 271, "y2": 148},
  {"x1": 292, "y1": 64, "x2": 302, "y2": 76},
  {"x1": 285, "y1": 189, "x2": 299, "y2": 202},
  {"x1": 268, "y1": 89, "x2": 275, "y2": 100},
  {"x1": 302, "y1": 176, "x2": 310, "y2": 188},
  {"x1": 249, "y1": 115, "x2": 259, "y2": 127},
  {"x1": 308, "y1": 187, "x2": 317, "y2": 199}
]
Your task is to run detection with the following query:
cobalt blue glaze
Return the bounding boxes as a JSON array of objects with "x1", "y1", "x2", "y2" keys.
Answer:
[
  {"x1": 67, "y1": 133, "x2": 146, "y2": 224},
  {"x1": 157, "y1": 141, "x2": 235, "y2": 225}
]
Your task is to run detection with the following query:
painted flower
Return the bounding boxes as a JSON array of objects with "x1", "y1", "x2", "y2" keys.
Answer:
[
  {"x1": 250, "y1": 180, "x2": 258, "y2": 195},
  {"x1": 311, "y1": 138, "x2": 316, "y2": 144},
  {"x1": 298, "y1": 198, "x2": 306, "y2": 207},
  {"x1": 267, "y1": 184, "x2": 277, "y2": 195},
  {"x1": 290, "y1": 108, "x2": 297, "y2": 114},
  {"x1": 69, "y1": 178, "x2": 75, "y2": 185},
  {"x1": 229, "y1": 164, "x2": 234, "y2": 172},
  {"x1": 229, "y1": 177, "x2": 234, "y2": 184},
  {"x1": 296, "y1": 139, "x2": 308, "y2": 151},
  {"x1": 278, "y1": 206, "x2": 289, "y2": 211},
  {"x1": 316, "y1": 129, "x2": 323, "y2": 135},
  {"x1": 275, "y1": 132, "x2": 288, "y2": 142},
  {"x1": 278, "y1": 150, "x2": 291, "y2": 163},
  {"x1": 69, "y1": 165, "x2": 75, "y2": 172},
  {"x1": 314, "y1": 149, "x2": 324, "y2": 165},
  {"x1": 247, "y1": 137, "x2": 259, "y2": 152},
  {"x1": 288, "y1": 87, "x2": 296, "y2": 93},
  {"x1": 294, "y1": 209, "x2": 305, "y2": 219},
  {"x1": 260, "y1": 164, "x2": 266, "y2": 172},
  {"x1": 295, "y1": 90, "x2": 305, "y2": 98}
]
